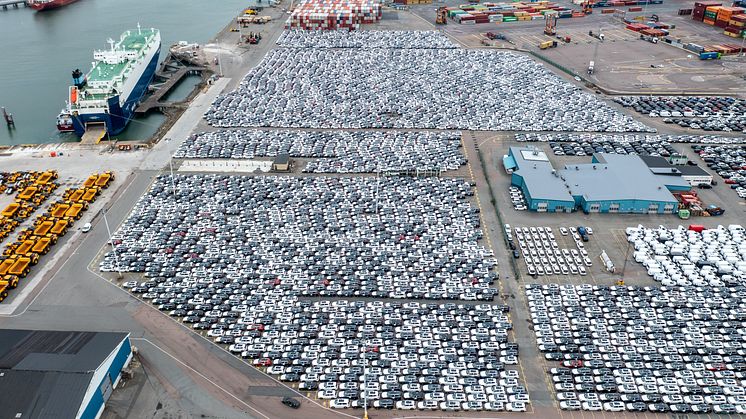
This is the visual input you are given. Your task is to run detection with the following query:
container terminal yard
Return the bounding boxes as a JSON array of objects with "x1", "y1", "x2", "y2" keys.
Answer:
[{"x1": 0, "y1": 0, "x2": 745, "y2": 417}]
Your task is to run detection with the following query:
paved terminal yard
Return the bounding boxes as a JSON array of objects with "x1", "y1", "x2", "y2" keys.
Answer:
[{"x1": 0, "y1": 0, "x2": 746, "y2": 418}]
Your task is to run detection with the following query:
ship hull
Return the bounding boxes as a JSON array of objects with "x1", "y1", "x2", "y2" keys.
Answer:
[
  {"x1": 29, "y1": 0, "x2": 80, "y2": 11},
  {"x1": 71, "y1": 46, "x2": 160, "y2": 137}
]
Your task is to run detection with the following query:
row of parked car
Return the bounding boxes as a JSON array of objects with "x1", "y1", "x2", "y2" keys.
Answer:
[
  {"x1": 106, "y1": 173, "x2": 533, "y2": 412},
  {"x1": 627, "y1": 225, "x2": 745, "y2": 287},
  {"x1": 613, "y1": 96, "x2": 746, "y2": 132},
  {"x1": 516, "y1": 133, "x2": 744, "y2": 145},
  {"x1": 174, "y1": 130, "x2": 466, "y2": 174},
  {"x1": 204, "y1": 47, "x2": 650, "y2": 132},
  {"x1": 692, "y1": 144, "x2": 746, "y2": 200},
  {"x1": 276, "y1": 30, "x2": 457, "y2": 49},
  {"x1": 507, "y1": 225, "x2": 592, "y2": 277},
  {"x1": 508, "y1": 186, "x2": 527, "y2": 211},
  {"x1": 528, "y1": 283, "x2": 746, "y2": 414},
  {"x1": 102, "y1": 175, "x2": 499, "y2": 301}
]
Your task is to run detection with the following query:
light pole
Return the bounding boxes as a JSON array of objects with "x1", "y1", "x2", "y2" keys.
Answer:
[
  {"x1": 103, "y1": 207, "x2": 123, "y2": 279},
  {"x1": 361, "y1": 343, "x2": 375, "y2": 419},
  {"x1": 374, "y1": 167, "x2": 381, "y2": 221},
  {"x1": 169, "y1": 158, "x2": 177, "y2": 196}
]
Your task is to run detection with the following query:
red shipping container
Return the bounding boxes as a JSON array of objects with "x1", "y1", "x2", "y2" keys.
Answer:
[{"x1": 716, "y1": 18, "x2": 729, "y2": 26}]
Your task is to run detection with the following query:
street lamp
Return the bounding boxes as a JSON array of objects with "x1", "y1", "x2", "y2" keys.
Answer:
[{"x1": 362, "y1": 343, "x2": 378, "y2": 419}]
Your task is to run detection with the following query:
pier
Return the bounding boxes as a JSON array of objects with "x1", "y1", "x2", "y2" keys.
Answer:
[
  {"x1": 135, "y1": 48, "x2": 208, "y2": 115},
  {"x1": 0, "y1": 0, "x2": 27, "y2": 10}
]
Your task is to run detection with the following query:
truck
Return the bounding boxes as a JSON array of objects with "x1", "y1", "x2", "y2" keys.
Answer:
[
  {"x1": 50, "y1": 219, "x2": 69, "y2": 237},
  {"x1": 2, "y1": 275, "x2": 18, "y2": 289},
  {"x1": 82, "y1": 188, "x2": 98, "y2": 203},
  {"x1": 706, "y1": 206, "x2": 725, "y2": 216},
  {"x1": 65, "y1": 203, "x2": 84, "y2": 220},
  {"x1": 578, "y1": 226, "x2": 589, "y2": 242},
  {"x1": 66, "y1": 189, "x2": 85, "y2": 203},
  {"x1": 539, "y1": 40, "x2": 558, "y2": 49},
  {"x1": 17, "y1": 186, "x2": 37, "y2": 201},
  {"x1": 34, "y1": 170, "x2": 58, "y2": 186},
  {"x1": 0, "y1": 258, "x2": 14, "y2": 276},
  {"x1": 51, "y1": 203, "x2": 70, "y2": 219},
  {"x1": 14, "y1": 240, "x2": 35, "y2": 257},
  {"x1": 8, "y1": 257, "x2": 30, "y2": 278},
  {"x1": 0, "y1": 281, "x2": 8, "y2": 303},
  {"x1": 83, "y1": 174, "x2": 99, "y2": 189},
  {"x1": 699, "y1": 51, "x2": 720, "y2": 60},
  {"x1": 31, "y1": 237, "x2": 52, "y2": 255},
  {"x1": 2, "y1": 203, "x2": 20, "y2": 218},
  {"x1": 34, "y1": 221, "x2": 54, "y2": 237},
  {"x1": 95, "y1": 171, "x2": 114, "y2": 189}
]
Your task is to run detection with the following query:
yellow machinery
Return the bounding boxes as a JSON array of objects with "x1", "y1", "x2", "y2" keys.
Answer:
[
  {"x1": 436, "y1": 6, "x2": 448, "y2": 24},
  {"x1": 539, "y1": 40, "x2": 558, "y2": 49},
  {"x1": 582, "y1": 0, "x2": 593, "y2": 14},
  {"x1": 0, "y1": 281, "x2": 8, "y2": 303},
  {"x1": 544, "y1": 12, "x2": 558, "y2": 36}
]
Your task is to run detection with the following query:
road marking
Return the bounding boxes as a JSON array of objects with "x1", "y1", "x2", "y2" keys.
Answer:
[{"x1": 132, "y1": 337, "x2": 273, "y2": 419}]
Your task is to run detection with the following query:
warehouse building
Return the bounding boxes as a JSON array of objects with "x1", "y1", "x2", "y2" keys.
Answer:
[
  {"x1": 638, "y1": 155, "x2": 713, "y2": 186},
  {"x1": 506, "y1": 146, "x2": 691, "y2": 214},
  {"x1": 0, "y1": 329, "x2": 133, "y2": 419}
]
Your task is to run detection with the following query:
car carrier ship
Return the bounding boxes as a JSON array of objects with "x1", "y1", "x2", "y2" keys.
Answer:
[
  {"x1": 27, "y1": 0, "x2": 79, "y2": 11},
  {"x1": 58, "y1": 25, "x2": 161, "y2": 142}
]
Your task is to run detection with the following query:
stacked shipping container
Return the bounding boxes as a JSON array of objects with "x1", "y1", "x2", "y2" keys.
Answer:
[
  {"x1": 692, "y1": 1, "x2": 745, "y2": 39},
  {"x1": 446, "y1": 1, "x2": 578, "y2": 25},
  {"x1": 287, "y1": 0, "x2": 382, "y2": 30}
]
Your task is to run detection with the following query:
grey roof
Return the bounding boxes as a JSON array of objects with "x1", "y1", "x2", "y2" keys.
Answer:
[
  {"x1": 675, "y1": 165, "x2": 710, "y2": 177},
  {"x1": 274, "y1": 153, "x2": 289, "y2": 165},
  {"x1": 0, "y1": 329, "x2": 128, "y2": 372},
  {"x1": 0, "y1": 370, "x2": 92, "y2": 419},
  {"x1": 0, "y1": 329, "x2": 129, "y2": 419},
  {"x1": 562, "y1": 153, "x2": 689, "y2": 202},
  {"x1": 512, "y1": 147, "x2": 691, "y2": 204},
  {"x1": 510, "y1": 147, "x2": 574, "y2": 203},
  {"x1": 638, "y1": 154, "x2": 710, "y2": 177}
]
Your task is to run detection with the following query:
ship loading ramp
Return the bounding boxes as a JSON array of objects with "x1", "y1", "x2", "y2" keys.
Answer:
[{"x1": 80, "y1": 123, "x2": 107, "y2": 145}]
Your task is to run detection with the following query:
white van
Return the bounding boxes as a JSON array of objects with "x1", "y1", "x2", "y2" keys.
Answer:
[{"x1": 81, "y1": 222, "x2": 92, "y2": 233}]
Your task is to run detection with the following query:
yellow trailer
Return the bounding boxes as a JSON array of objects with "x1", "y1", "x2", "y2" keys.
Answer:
[
  {"x1": 14, "y1": 240, "x2": 35, "y2": 256},
  {"x1": 0, "y1": 259, "x2": 14, "y2": 276},
  {"x1": 31, "y1": 237, "x2": 51, "y2": 255},
  {"x1": 17, "y1": 186, "x2": 37, "y2": 201},
  {"x1": 68, "y1": 189, "x2": 85, "y2": 202},
  {"x1": 65, "y1": 203, "x2": 84, "y2": 220},
  {"x1": 8, "y1": 257, "x2": 30, "y2": 278},
  {"x1": 82, "y1": 188, "x2": 98, "y2": 203},
  {"x1": 83, "y1": 174, "x2": 98, "y2": 189},
  {"x1": 51, "y1": 203, "x2": 70, "y2": 219},
  {"x1": 50, "y1": 219, "x2": 68, "y2": 236},
  {"x1": 94, "y1": 172, "x2": 113, "y2": 189},
  {"x1": 2, "y1": 203, "x2": 20, "y2": 218},
  {"x1": 34, "y1": 221, "x2": 54, "y2": 237}
]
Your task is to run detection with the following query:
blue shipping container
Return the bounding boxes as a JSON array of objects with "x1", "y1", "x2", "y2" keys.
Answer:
[{"x1": 699, "y1": 51, "x2": 720, "y2": 60}]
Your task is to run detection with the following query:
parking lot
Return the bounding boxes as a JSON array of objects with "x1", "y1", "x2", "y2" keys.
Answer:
[{"x1": 69, "y1": 12, "x2": 746, "y2": 418}]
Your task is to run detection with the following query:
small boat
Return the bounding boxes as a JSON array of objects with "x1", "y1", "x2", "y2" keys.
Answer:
[
  {"x1": 56, "y1": 110, "x2": 74, "y2": 132},
  {"x1": 27, "y1": 0, "x2": 80, "y2": 11}
]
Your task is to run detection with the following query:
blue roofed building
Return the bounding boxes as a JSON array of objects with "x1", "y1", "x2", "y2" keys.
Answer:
[{"x1": 505, "y1": 146, "x2": 691, "y2": 214}]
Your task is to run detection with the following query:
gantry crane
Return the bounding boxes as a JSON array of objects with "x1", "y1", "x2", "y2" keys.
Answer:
[
  {"x1": 544, "y1": 12, "x2": 557, "y2": 36},
  {"x1": 436, "y1": 7, "x2": 448, "y2": 24}
]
